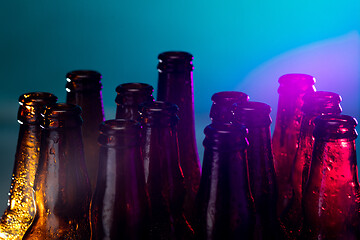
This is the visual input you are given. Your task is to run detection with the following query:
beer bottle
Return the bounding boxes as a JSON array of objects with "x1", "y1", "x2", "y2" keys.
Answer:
[
  {"x1": 194, "y1": 123, "x2": 255, "y2": 240},
  {"x1": 115, "y1": 82, "x2": 154, "y2": 120},
  {"x1": 280, "y1": 91, "x2": 342, "y2": 239},
  {"x1": 232, "y1": 101, "x2": 279, "y2": 240},
  {"x1": 157, "y1": 51, "x2": 201, "y2": 218},
  {"x1": 23, "y1": 103, "x2": 91, "y2": 239},
  {"x1": 0, "y1": 92, "x2": 57, "y2": 239},
  {"x1": 66, "y1": 70, "x2": 105, "y2": 191},
  {"x1": 139, "y1": 101, "x2": 193, "y2": 240},
  {"x1": 301, "y1": 115, "x2": 360, "y2": 239},
  {"x1": 272, "y1": 73, "x2": 316, "y2": 216},
  {"x1": 210, "y1": 91, "x2": 249, "y2": 124},
  {"x1": 91, "y1": 119, "x2": 149, "y2": 239}
]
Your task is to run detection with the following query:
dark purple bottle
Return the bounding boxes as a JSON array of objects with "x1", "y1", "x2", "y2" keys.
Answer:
[
  {"x1": 115, "y1": 82, "x2": 154, "y2": 120},
  {"x1": 194, "y1": 123, "x2": 255, "y2": 240},
  {"x1": 157, "y1": 51, "x2": 201, "y2": 219},
  {"x1": 91, "y1": 119, "x2": 149, "y2": 239},
  {"x1": 66, "y1": 70, "x2": 105, "y2": 191},
  {"x1": 139, "y1": 101, "x2": 193, "y2": 240},
  {"x1": 210, "y1": 91, "x2": 249, "y2": 124},
  {"x1": 232, "y1": 101, "x2": 279, "y2": 240}
]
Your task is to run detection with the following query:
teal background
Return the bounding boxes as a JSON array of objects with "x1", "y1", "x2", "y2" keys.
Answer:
[{"x1": 0, "y1": 0, "x2": 359, "y2": 212}]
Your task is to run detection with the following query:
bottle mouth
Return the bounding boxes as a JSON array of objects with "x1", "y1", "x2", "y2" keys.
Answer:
[
  {"x1": 203, "y1": 123, "x2": 248, "y2": 151},
  {"x1": 98, "y1": 119, "x2": 141, "y2": 147},
  {"x1": 41, "y1": 103, "x2": 82, "y2": 129},
  {"x1": 278, "y1": 73, "x2": 316, "y2": 94},
  {"x1": 66, "y1": 70, "x2": 102, "y2": 81},
  {"x1": 302, "y1": 91, "x2": 342, "y2": 114},
  {"x1": 66, "y1": 70, "x2": 102, "y2": 92},
  {"x1": 210, "y1": 91, "x2": 250, "y2": 123},
  {"x1": 158, "y1": 51, "x2": 193, "y2": 62},
  {"x1": 139, "y1": 101, "x2": 179, "y2": 126},
  {"x1": 157, "y1": 51, "x2": 194, "y2": 72},
  {"x1": 19, "y1": 92, "x2": 58, "y2": 106},
  {"x1": 313, "y1": 114, "x2": 358, "y2": 141},
  {"x1": 116, "y1": 83, "x2": 154, "y2": 93},
  {"x1": 115, "y1": 83, "x2": 154, "y2": 106},
  {"x1": 211, "y1": 91, "x2": 249, "y2": 104},
  {"x1": 17, "y1": 92, "x2": 58, "y2": 125},
  {"x1": 232, "y1": 101, "x2": 272, "y2": 127}
]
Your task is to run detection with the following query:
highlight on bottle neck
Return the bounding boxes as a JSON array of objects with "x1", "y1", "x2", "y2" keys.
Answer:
[
  {"x1": 210, "y1": 91, "x2": 249, "y2": 124},
  {"x1": 17, "y1": 92, "x2": 58, "y2": 125},
  {"x1": 41, "y1": 103, "x2": 83, "y2": 129},
  {"x1": 138, "y1": 101, "x2": 179, "y2": 127},
  {"x1": 115, "y1": 83, "x2": 154, "y2": 106},
  {"x1": 277, "y1": 73, "x2": 316, "y2": 95},
  {"x1": 66, "y1": 70, "x2": 102, "y2": 92},
  {"x1": 98, "y1": 119, "x2": 141, "y2": 148},
  {"x1": 313, "y1": 114, "x2": 358, "y2": 141},
  {"x1": 157, "y1": 51, "x2": 194, "y2": 73},
  {"x1": 203, "y1": 123, "x2": 248, "y2": 151},
  {"x1": 232, "y1": 101, "x2": 272, "y2": 127},
  {"x1": 302, "y1": 91, "x2": 342, "y2": 115}
]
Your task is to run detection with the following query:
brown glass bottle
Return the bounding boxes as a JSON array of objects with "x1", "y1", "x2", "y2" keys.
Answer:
[
  {"x1": 194, "y1": 123, "x2": 255, "y2": 240},
  {"x1": 157, "y1": 51, "x2": 201, "y2": 219},
  {"x1": 115, "y1": 82, "x2": 154, "y2": 120},
  {"x1": 232, "y1": 101, "x2": 279, "y2": 240},
  {"x1": 139, "y1": 101, "x2": 193, "y2": 240},
  {"x1": 0, "y1": 92, "x2": 57, "y2": 239},
  {"x1": 210, "y1": 91, "x2": 249, "y2": 124},
  {"x1": 272, "y1": 73, "x2": 316, "y2": 216},
  {"x1": 23, "y1": 103, "x2": 91, "y2": 239},
  {"x1": 66, "y1": 70, "x2": 105, "y2": 191},
  {"x1": 280, "y1": 91, "x2": 342, "y2": 239},
  {"x1": 301, "y1": 115, "x2": 360, "y2": 239},
  {"x1": 91, "y1": 119, "x2": 149, "y2": 239}
]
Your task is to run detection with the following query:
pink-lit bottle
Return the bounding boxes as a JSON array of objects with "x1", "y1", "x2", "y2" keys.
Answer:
[
  {"x1": 301, "y1": 115, "x2": 360, "y2": 239},
  {"x1": 157, "y1": 52, "x2": 201, "y2": 219},
  {"x1": 280, "y1": 91, "x2": 342, "y2": 239},
  {"x1": 272, "y1": 74, "x2": 316, "y2": 216}
]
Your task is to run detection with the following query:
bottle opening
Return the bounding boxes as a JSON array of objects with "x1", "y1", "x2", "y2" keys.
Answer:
[
  {"x1": 232, "y1": 101, "x2": 272, "y2": 127},
  {"x1": 19, "y1": 92, "x2": 58, "y2": 106},
  {"x1": 313, "y1": 114, "x2": 358, "y2": 141},
  {"x1": 116, "y1": 83, "x2": 154, "y2": 93},
  {"x1": 302, "y1": 91, "x2": 342, "y2": 114}
]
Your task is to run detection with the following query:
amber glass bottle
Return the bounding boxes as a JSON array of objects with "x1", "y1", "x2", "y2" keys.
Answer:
[
  {"x1": 66, "y1": 70, "x2": 105, "y2": 191},
  {"x1": 23, "y1": 103, "x2": 91, "y2": 239},
  {"x1": 194, "y1": 123, "x2": 255, "y2": 240},
  {"x1": 91, "y1": 119, "x2": 149, "y2": 239},
  {"x1": 272, "y1": 73, "x2": 316, "y2": 216},
  {"x1": 280, "y1": 91, "x2": 342, "y2": 239},
  {"x1": 232, "y1": 101, "x2": 279, "y2": 240},
  {"x1": 115, "y1": 82, "x2": 154, "y2": 120},
  {"x1": 301, "y1": 115, "x2": 360, "y2": 239},
  {"x1": 0, "y1": 92, "x2": 57, "y2": 239},
  {"x1": 210, "y1": 91, "x2": 249, "y2": 124},
  {"x1": 157, "y1": 51, "x2": 201, "y2": 218},
  {"x1": 139, "y1": 101, "x2": 193, "y2": 240}
]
